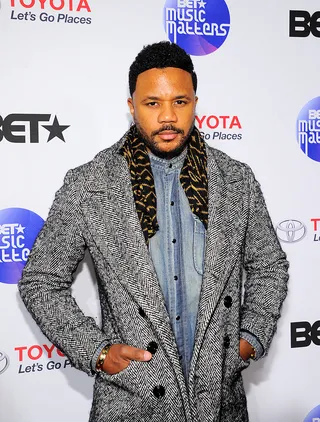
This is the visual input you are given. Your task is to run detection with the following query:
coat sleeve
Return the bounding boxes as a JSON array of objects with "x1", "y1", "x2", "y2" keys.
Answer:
[
  {"x1": 240, "y1": 165, "x2": 289, "y2": 358},
  {"x1": 18, "y1": 169, "x2": 110, "y2": 376}
]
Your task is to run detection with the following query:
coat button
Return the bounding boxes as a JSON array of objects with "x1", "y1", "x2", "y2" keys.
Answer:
[
  {"x1": 224, "y1": 296, "x2": 232, "y2": 308},
  {"x1": 147, "y1": 341, "x2": 158, "y2": 355},
  {"x1": 138, "y1": 307, "x2": 146, "y2": 317},
  {"x1": 153, "y1": 385, "x2": 165, "y2": 398},
  {"x1": 224, "y1": 335, "x2": 230, "y2": 348}
]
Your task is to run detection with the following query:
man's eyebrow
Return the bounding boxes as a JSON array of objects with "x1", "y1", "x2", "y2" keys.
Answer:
[
  {"x1": 142, "y1": 96, "x2": 160, "y2": 101},
  {"x1": 141, "y1": 95, "x2": 192, "y2": 101},
  {"x1": 174, "y1": 95, "x2": 192, "y2": 100}
]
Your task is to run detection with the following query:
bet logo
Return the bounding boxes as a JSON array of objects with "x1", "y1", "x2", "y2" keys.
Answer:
[
  {"x1": 0, "y1": 114, "x2": 69, "y2": 143},
  {"x1": 291, "y1": 320, "x2": 320, "y2": 348},
  {"x1": 289, "y1": 10, "x2": 320, "y2": 38}
]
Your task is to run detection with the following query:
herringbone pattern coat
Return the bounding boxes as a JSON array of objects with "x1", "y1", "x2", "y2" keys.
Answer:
[{"x1": 19, "y1": 134, "x2": 289, "y2": 421}]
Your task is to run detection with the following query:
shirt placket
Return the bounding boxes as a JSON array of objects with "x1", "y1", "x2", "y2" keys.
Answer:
[{"x1": 166, "y1": 165, "x2": 186, "y2": 372}]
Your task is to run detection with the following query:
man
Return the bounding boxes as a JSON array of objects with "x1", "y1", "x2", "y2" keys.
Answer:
[{"x1": 19, "y1": 41, "x2": 289, "y2": 421}]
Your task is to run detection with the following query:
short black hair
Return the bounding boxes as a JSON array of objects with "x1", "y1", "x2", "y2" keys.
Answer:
[{"x1": 129, "y1": 41, "x2": 197, "y2": 96}]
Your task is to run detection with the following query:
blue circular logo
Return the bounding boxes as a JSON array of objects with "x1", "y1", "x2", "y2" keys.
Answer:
[
  {"x1": 0, "y1": 208, "x2": 44, "y2": 285},
  {"x1": 297, "y1": 96, "x2": 320, "y2": 162},
  {"x1": 304, "y1": 405, "x2": 320, "y2": 422},
  {"x1": 163, "y1": 0, "x2": 230, "y2": 56}
]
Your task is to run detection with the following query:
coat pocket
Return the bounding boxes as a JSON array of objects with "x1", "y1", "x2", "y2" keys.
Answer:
[
  {"x1": 91, "y1": 375, "x2": 150, "y2": 422},
  {"x1": 98, "y1": 358, "x2": 140, "y2": 388}
]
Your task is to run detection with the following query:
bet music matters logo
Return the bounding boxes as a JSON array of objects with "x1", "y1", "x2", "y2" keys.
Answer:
[
  {"x1": 164, "y1": 0, "x2": 230, "y2": 56},
  {"x1": 296, "y1": 97, "x2": 320, "y2": 162},
  {"x1": 304, "y1": 405, "x2": 320, "y2": 422},
  {"x1": 0, "y1": 208, "x2": 44, "y2": 284}
]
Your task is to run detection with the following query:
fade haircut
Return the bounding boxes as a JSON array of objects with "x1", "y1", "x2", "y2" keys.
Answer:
[{"x1": 129, "y1": 41, "x2": 197, "y2": 96}]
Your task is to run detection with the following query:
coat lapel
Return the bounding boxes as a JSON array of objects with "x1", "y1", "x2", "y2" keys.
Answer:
[
  {"x1": 189, "y1": 147, "x2": 245, "y2": 378},
  {"x1": 80, "y1": 150, "x2": 181, "y2": 369}
]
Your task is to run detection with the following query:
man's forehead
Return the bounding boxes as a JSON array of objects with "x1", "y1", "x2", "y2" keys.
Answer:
[
  {"x1": 137, "y1": 67, "x2": 192, "y2": 78},
  {"x1": 135, "y1": 67, "x2": 194, "y2": 90}
]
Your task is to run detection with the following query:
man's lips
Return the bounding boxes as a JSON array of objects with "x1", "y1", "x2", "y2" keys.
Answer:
[{"x1": 157, "y1": 131, "x2": 179, "y2": 141}]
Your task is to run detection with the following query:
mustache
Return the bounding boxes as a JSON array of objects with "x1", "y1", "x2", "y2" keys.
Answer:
[{"x1": 151, "y1": 125, "x2": 184, "y2": 137}]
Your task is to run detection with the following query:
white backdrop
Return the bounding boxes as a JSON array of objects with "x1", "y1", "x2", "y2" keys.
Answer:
[{"x1": 1, "y1": 0, "x2": 319, "y2": 421}]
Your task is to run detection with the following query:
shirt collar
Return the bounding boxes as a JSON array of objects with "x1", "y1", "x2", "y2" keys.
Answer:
[{"x1": 148, "y1": 147, "x2": 188, "y2": 171}]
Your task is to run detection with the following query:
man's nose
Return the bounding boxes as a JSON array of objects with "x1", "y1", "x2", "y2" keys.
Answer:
[{"x1": 158, "y1": 104, "x2": 178, "y2": 123}]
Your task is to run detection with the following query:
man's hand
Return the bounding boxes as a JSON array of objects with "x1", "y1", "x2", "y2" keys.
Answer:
[
  {"x1": 239, "y1": 338, "x2": 255, "y2": 361},
  {"x1": 102, "y1": 344, "x2": 152, "y2": 375}
]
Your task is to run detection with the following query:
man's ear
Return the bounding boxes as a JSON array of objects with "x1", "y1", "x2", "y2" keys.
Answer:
[{"x1": 127, "y1": 98, "x2": 134, "y2": 117}]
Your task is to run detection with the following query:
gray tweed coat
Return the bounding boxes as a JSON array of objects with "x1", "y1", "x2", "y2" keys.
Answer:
[{"x1": 19, "y1": 135, "x2": 289, "y2": 422}]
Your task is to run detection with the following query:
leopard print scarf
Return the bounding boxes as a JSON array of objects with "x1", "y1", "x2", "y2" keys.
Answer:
[{"x1": 119, "y1": 125, "x2": 208, "y2": 243}]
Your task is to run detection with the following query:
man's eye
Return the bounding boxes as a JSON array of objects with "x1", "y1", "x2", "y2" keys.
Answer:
[
  {"x1": 147, "y1": 102, "x2": 158, "y2": 106},
  {"x1": 175, "y1": 100, "x2": 186, "y2": 105}
]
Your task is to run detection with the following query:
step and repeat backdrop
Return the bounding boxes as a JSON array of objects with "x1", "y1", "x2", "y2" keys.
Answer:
[{"x1": 0, "y1": 0, "x2": 319, "y2": 420}]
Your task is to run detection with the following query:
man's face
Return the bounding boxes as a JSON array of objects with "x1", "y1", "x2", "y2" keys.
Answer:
[{"x1": 128, "y1": 67, "x2": 198, "y2": 159}]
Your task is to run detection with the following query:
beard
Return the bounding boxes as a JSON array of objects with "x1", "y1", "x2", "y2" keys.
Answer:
[{"x1": 134, "y1": 119, "x2": 195, "y2": 160}]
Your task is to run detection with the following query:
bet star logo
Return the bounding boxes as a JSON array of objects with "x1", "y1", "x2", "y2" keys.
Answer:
[
  {"x1": 0, "y1": 113, "x2": 70, "y2": 143},
  {"x1": 43, "y1": 116, "x2": 69, "y2": 142},
  {"x1": 198, "y1": 0, "x2": 206, "y2": 8}
]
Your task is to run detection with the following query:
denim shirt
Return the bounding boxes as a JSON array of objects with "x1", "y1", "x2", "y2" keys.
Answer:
[{"x1": 148, "y1": 149, "x2": 205, "y2": 377}]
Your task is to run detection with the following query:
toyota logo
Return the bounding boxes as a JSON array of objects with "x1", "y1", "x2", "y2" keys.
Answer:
[
  {"x1": 276, "y1": 220, "x2": 306, "y2": 243},
  {"x1": 0, "y1": 350, "x2": 9, "y2": 375}
]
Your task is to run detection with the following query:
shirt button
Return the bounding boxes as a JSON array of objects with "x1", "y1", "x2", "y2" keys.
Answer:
[
  {"x1": 171, "y1": 201, "x2": 174, "y2": 206},
  {"x1": 138, "y1": 307, "x2": 146, "y2": 317},
  {"x1": 176, "y1": 315, "x2": 180, "y2": 321},
  {"x1": 172, "y1": 239, "x2": 176, "y2": 243},
  {"x1": 224, "y1": 296, "x2": 232, "y2": 308},
  {"x1": 153, "y1": 385, "x2": 165, "y2": 398},
  {"x1": 174, "y1": 276, "x2": 178, "y2": 280},
  {"x1": 147, "y1": 341, "x2": 158, "y2": 355},
  {"x1": 224, "y1": 335, "x2": 230, "y2": 348}
]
